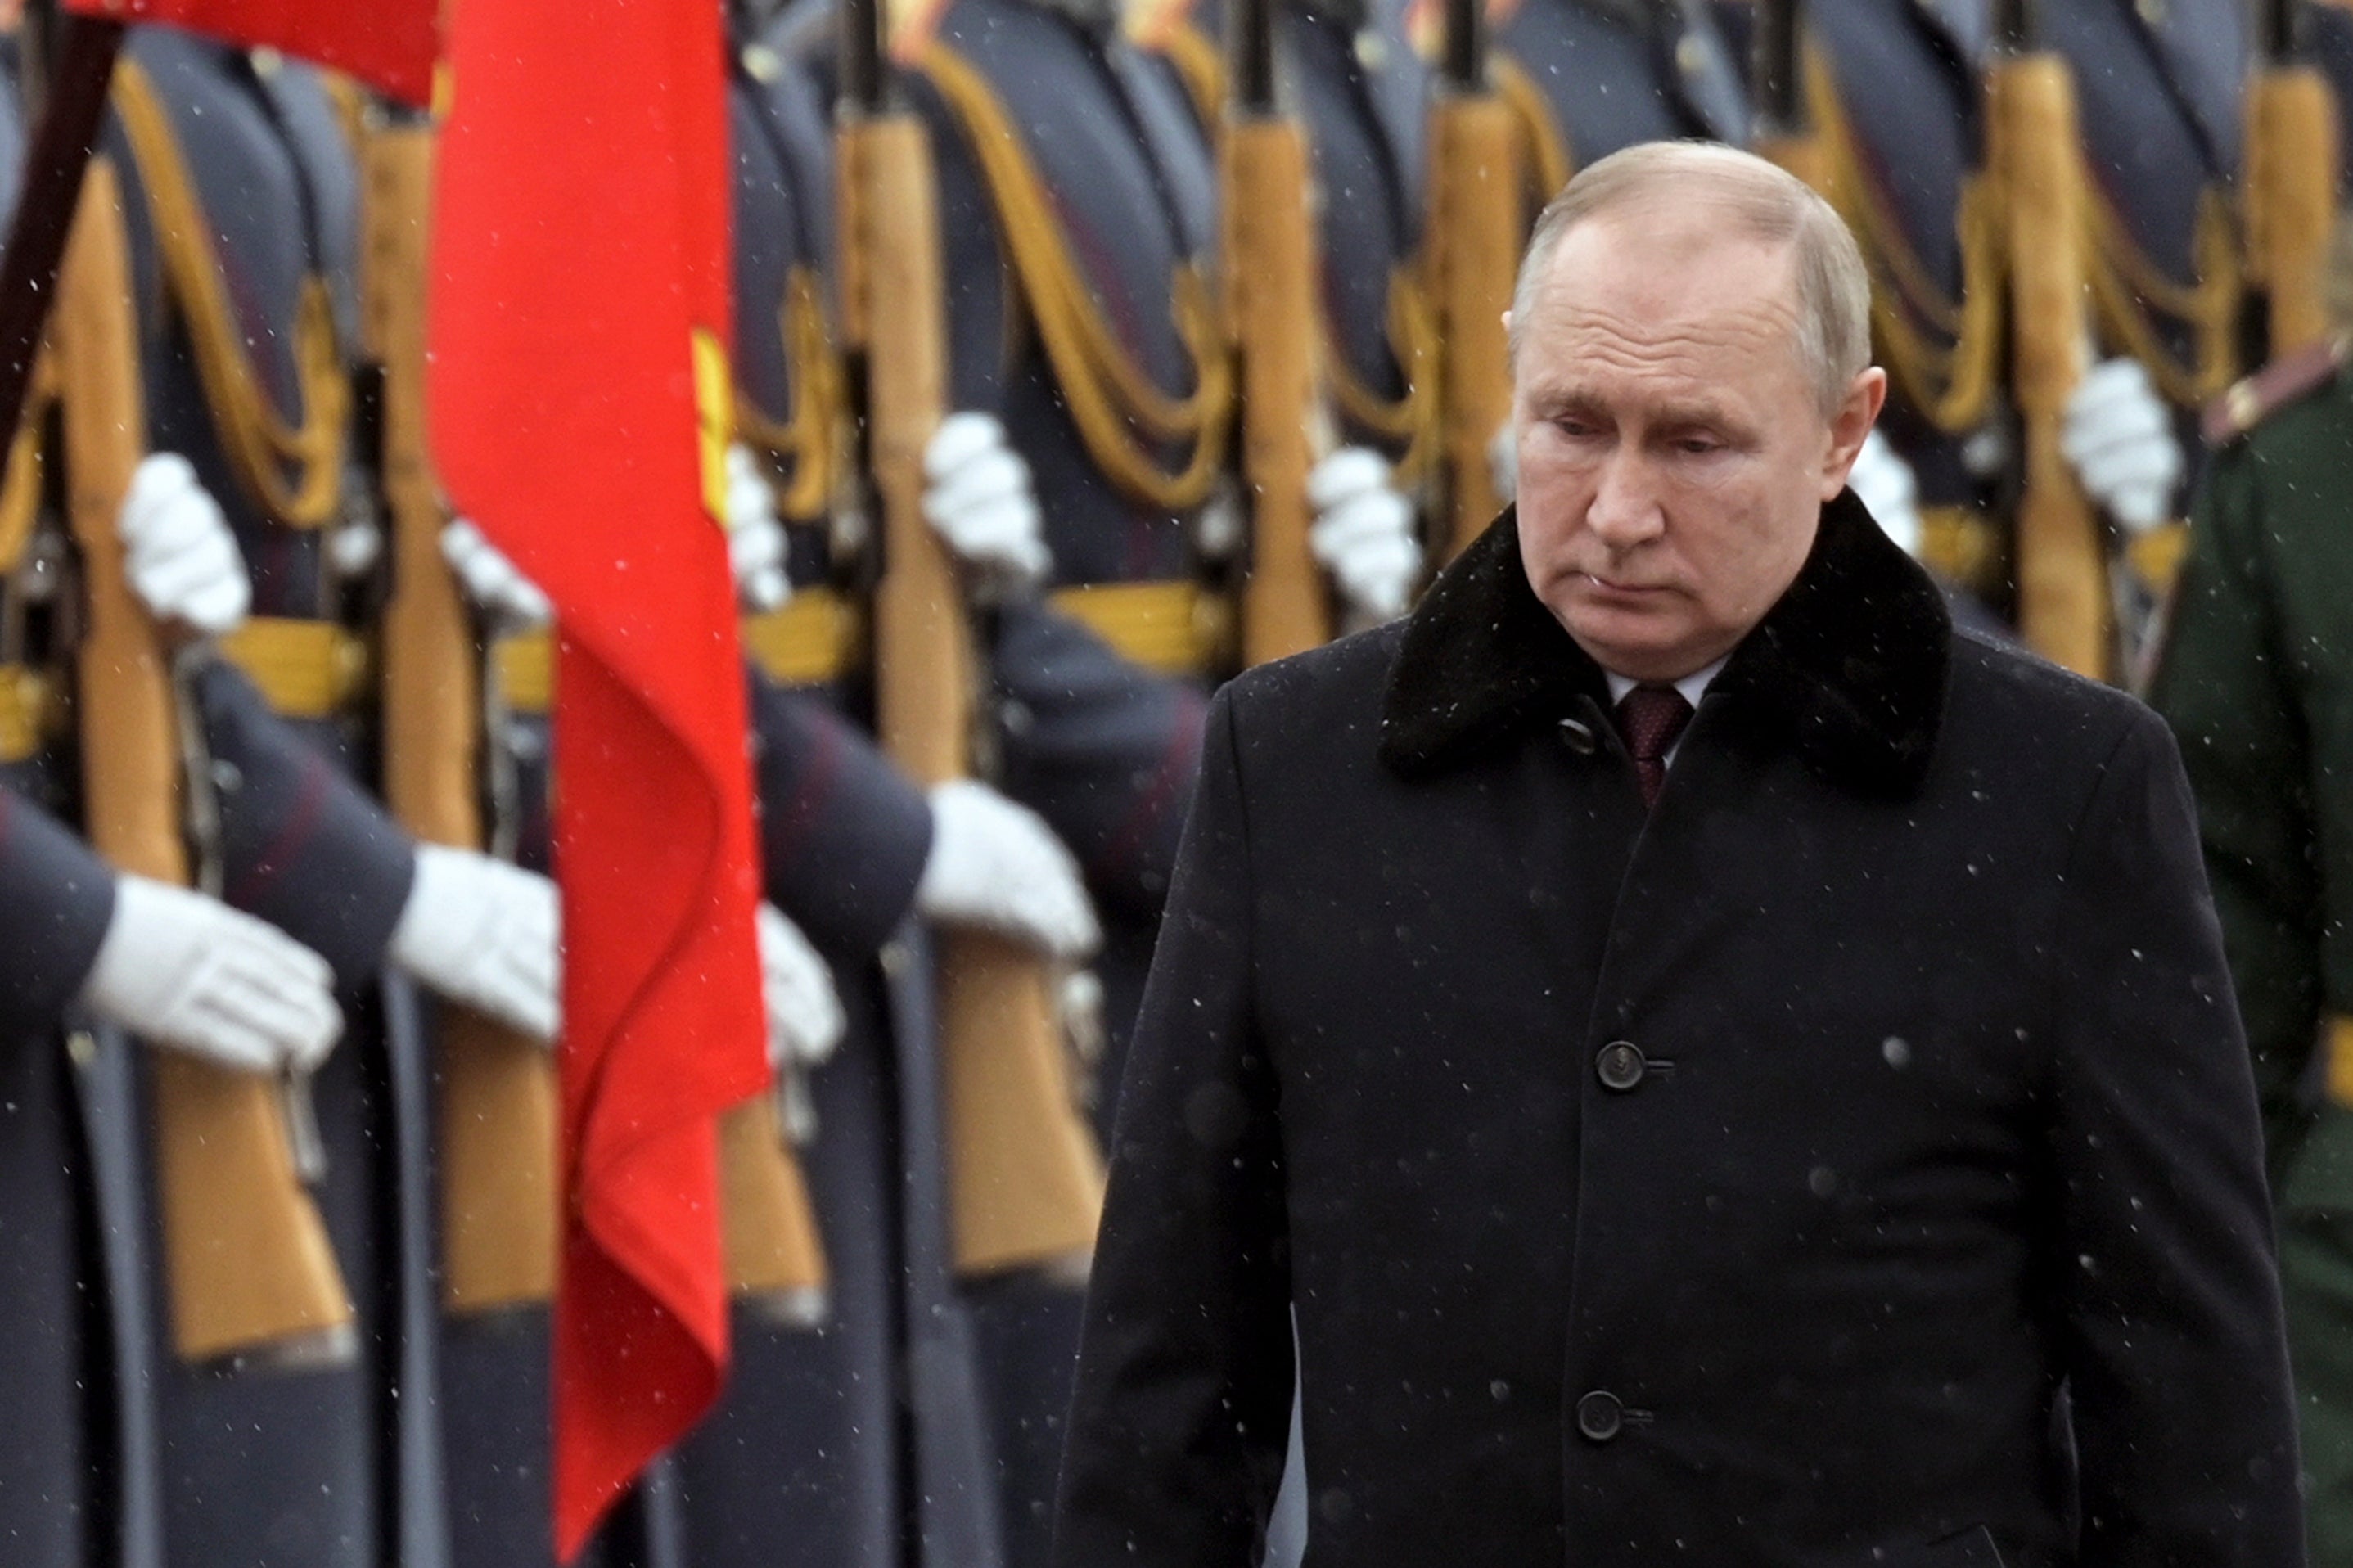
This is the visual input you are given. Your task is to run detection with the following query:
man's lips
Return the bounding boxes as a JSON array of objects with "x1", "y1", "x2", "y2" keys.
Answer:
[{"x1": 1575, "y1": 571, "x2": 1671, "y2": 597}]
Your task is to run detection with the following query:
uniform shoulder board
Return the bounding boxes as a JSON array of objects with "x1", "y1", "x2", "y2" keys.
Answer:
[{"x1": 2202, "y1": 336, "x2": 2351, "y2": 446}]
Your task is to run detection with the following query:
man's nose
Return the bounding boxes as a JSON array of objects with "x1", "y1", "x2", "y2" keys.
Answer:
[{"x1": 1584, "y1": 449, "x2": 1665, "y2": 550}]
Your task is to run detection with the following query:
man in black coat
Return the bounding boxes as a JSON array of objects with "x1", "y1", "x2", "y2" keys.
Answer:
[{"x1": 1052, "y1": 142, "x2": 2301, "y2": 1566}]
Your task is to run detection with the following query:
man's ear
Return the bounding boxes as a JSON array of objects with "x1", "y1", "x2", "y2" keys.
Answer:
[{"x1": 1819, "y1": 367, "x2": 1888, "y2": 502}]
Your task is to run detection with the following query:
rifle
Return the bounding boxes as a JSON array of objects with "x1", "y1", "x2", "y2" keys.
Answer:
[
  {"x1": 58, "y1": 153, "x2": 355, "y2": 1361},
  {"x1": 1749, "y1": 0, "x2": 1827, "y2": 191},
  {"x1": 1425, "y1": 0, "x2": 1519, "y2": 561},
  {"x1": 2243, "y1": 0, "x2": 2339, "y2": 359},
  {"x1": 365, "y1": 108, "x2": 826, "y2": 1313},
  {"x1": 361, "y1": 113, "x2": 563, "y2": 1315},
  {"x1": 1986, "y1": 0, "x2": 2107, "y2": 678},
  {"x1": 835, "y1": 0, "x2": 1105, "y2": 1277},
  {"x1": 1224, "y1": 0, "x2": 1328, "y2": 664}
]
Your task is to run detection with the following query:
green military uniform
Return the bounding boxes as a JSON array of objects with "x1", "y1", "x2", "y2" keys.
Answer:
[{"x1": 2149, "y1": 332, "x2": 2353, "y2": 1563}]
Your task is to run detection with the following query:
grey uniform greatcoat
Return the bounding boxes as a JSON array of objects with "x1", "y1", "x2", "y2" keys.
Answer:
[{"x1": 1055, "y1": 493, "x2": 2301, "y2": 1566}]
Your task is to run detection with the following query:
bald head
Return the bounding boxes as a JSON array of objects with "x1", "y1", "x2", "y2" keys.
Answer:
[{"x1": 1509, "y1": 142, "x2": 1871, "y2": 418}]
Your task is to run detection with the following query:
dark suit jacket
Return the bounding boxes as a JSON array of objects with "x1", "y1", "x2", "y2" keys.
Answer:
[{"x1": 1053, "y1": 494, "x2": 2301, "y2": 1566}]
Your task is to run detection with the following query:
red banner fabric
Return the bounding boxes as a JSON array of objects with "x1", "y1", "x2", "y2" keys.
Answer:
[
  {"x1": 426, "y1": 0, "x2": 763, "y2": 1558},
  {"x1": 63, "y1": 0, "x2": 438, "y2": 104}
]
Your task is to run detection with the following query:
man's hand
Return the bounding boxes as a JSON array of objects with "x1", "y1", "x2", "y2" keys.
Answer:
[
  {"x1": 388, "y1": 845, "x2": 561, "y2": 1041},
  {"x1": 726, "y1": 444, "x2": 792, "y2": 614},
  {"x1": 117, "y1": 453, "x2": 250, "y2": 638},
  {"x1": 79, "y1": 874, "x2": 342, "y2": 1075},
  {"x1": 2061, "y1": 358, "x2": 2183, "y2": 534},
  {"x1": 916, "y1": 779, "x2": 1099, "y2": 961},
  {"x1": 755, "y1": 902, "x2": 845, "y2": 1070},
  {"x1": 1309, "y1": 448, "x2": 1422, "y2": 624},
  {"x1": 922, "y1": 412, "x2": 1050, "y2": 594},
  {"x1": 440, "y1": 519, "x2": 552, "y2": 630},
  {"x1": 1845, "y1": 430, "x2": 1923, "y2": 559}
]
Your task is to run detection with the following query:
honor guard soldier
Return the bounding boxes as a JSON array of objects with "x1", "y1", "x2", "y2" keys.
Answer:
[
  {"x1": 1139, "y1": 0, "x2": 1439, "y2": 467},
  {"x1": 2152, "y1": 287, "x2": 2353, "y2": 1566},
  {"x1": 896, "y1": 0, "x2": 1422, "y2": 1548},
  {"x1": 442, "y1": 20, "x2": 1106, "y2": 1561},
  {"x1": 1797, "y1": 0, "x2": 2185, "y2": 654},
  {"x1": 2048, "y1": 0, "x2": 2244, "y2": 639},
  {"x1": 104, "y1": 26, "x2": 564, "y2": 1568},
  {"x1": 686, "y1": 21, "x2": 1100, "y2": 1567},
  {"x1": 0, "y1": 66, "x2": 341, "y2": 1542},
  {"x1": 1489, "y1": 0, "x2": 1748, "y2": 210},
  {"x1": 1135, "y1": 0, "x2": 1436, "y2": 593}
]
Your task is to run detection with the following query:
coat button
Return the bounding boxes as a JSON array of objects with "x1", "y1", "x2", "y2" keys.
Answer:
[
  {"x1": 1595, "y1": 1041, "x2": 1647, "y2": 1092},
  {"x1": 1575, "y1": 1390, "x2": 1623, "y2": 1442},
  {"x1": 1557, "y1": 716, "x2": 1598, "y2": 755}
]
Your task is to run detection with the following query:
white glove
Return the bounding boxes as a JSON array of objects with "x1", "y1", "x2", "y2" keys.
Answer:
[
  {"x1": 1307, "y1": 447, "x2": 1422, "y2": 624},
  {"x1": 1845, "y1": 429, "x2": 1923, "y2": 560},
  {"x1": 922, "y1": 412, "x2": 1050, "y2": 593},
  {"x1": 440, "y1": 519, "x2": 553, "y2": 630},
  {"x1": 387, "y1": 845, "x2": 561, "y2": 1041},
  {"x1": 755, "y1": 903, "x2": 844, "y2": 1070},
  {"x1": 915, "y1": 779, "x2": 1099, "y2": 961},
  {"x1": 726, "y1": 444, "x2": 791, "y2": 614},
  {"x1": 79, "y1": 874, "x2": 341, "y2": 1075},
  {"x1": 2061, "y1": 358, "x2": 2183, "y2": 534},
  {"x1": 117, "y1": 453, "x2": 250, "y2": 637},
  {"x1": 326, "y1": 512, "x2": 383, "y2": 580}
]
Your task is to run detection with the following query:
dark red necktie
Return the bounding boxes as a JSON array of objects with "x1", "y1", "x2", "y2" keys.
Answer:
[{"x1": 1616, "y1": 684, "x2": 1694, "y2": 809}]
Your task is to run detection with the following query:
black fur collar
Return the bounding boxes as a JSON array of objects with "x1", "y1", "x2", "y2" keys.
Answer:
[{"x1": 1378, "y1": 490, "x2": 1952, "y2": 798}]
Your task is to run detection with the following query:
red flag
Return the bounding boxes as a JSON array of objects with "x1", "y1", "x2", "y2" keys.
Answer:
[
  {"x1": 63, "y1": 0, "x2": 438, "y2": 105},
  {"x1": 426, "y1": 0, "x2": 764, "y2": 1557}
]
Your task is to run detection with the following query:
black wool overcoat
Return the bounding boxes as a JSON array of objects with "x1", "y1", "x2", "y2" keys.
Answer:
[{"x1": 1052, "y1": 496, "x2": 2301, "y2": 1567}]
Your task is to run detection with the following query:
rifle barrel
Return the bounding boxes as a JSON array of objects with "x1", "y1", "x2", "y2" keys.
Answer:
[
  {"x1": 1990, "y1": 0, "x2": 2032, "y2": 55},
  {"x1": 2260, "y1": 0, "x2": 2301, "y2": 63},
  {"x1": 1750, "y1": 0, "x2": 1805, "y2": 138},
  {"x1": 839, "y1": 0, "x2": 886, "y2": 117},
  {"x1": 0, "y1": 15, "x2": 124, "y2": 471},
  {"x1": 1442, "y1": 0, "x2": 1483, "y2": 92},
  {"x1": 1230, "y1": 0, "x2": 1275, "y2": 117}
]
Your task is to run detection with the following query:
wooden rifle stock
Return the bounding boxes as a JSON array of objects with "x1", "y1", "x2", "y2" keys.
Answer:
[
  {"x1": 1987, "y1": 52, "x2": 2108, "y2": 678},
  {"x1": 2244, "y1": 60, "x2": 2338, "y2": 358},
  {"x1": 1225, "y1": 108, "x2": 1328, "y2": 665},
  {"x1": 1425, "y1": 79, "x2": 1518, "y2": 561},
  {"x1": 60, "y1": 158, "x2": 354, "y2": 1361},
  {"x1": 837, "y1": 106, "x2": 1104, "y2": 1277},
  {"x1": 361, "y1": 123, "x2": 562, "y2": 1314},
  {"x1": 1751, "y1": 127, "x2": 1828, "y2": 195}
]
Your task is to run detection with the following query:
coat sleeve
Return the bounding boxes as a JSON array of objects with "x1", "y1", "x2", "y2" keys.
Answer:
[
  {"x1": 0, "y1": 784, "x2": 117, "y2": 1036},
  {"x1": 993, "y1": 602, "x2": 1206, "y2": 921},
  {"x1": 1051, "y1": 684, "x2": 1291, "y2": 1568},
  {"x1": 747, "y1": 668, "x2": 934, "y2": 961},
  {"x1": 2042, "y1": 709, "x2": 2304, "y2": 1565},
  {"x1": 2148, "y1": 446, "x2": 2323, "y2": 1160},
  {"x1": 193, "y1": 660, "x2": 417, "y2": 988}
]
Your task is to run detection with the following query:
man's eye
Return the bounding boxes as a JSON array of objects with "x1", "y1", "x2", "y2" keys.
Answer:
[{"x1": 1676, "y1": 436, "x2": 1722, "y2": 456}]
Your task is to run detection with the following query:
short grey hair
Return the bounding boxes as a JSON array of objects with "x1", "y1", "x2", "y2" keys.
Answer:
[{"x1": 1508, "y1": 141, "x2": 1873, "y2": 417}]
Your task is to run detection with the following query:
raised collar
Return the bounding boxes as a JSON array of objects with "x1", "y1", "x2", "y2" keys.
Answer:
[{"x1": 1377, "y1": 489, "x2": 1952, "y2": 799}]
